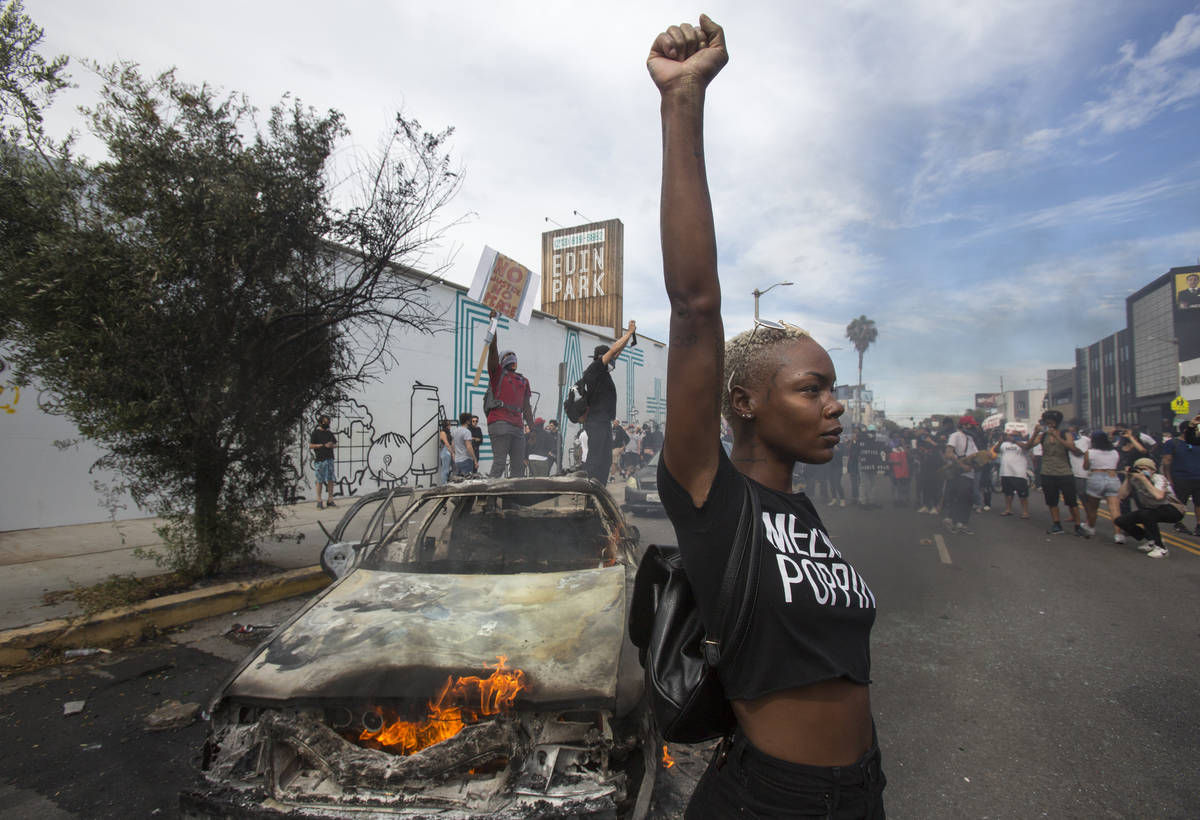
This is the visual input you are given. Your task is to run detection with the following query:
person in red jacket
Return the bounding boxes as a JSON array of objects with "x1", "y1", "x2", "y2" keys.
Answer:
[{"x1": 485, "y1": 329, "x2": 535, "y2": 478}]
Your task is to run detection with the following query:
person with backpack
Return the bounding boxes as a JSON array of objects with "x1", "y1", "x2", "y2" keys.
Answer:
[
  {"x1": 580, "y1": 320, "x2": 637, "y2": 484},
  {"x1": 647, "y1": 17, "x2": 884, "y2": 818},
  {"x1": 484, "y1": 324, "x2": 535, "y2": 479}
]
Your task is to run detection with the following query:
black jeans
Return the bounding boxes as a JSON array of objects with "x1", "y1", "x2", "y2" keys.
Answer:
[
  {"x1": 1115, "y1": 506, "x2": 1182, "y2": 545},
  {"x1": 583, "y1": 417, "x2": 613, "y2": 484},
  {"x1": 686, "y1": 730, "x2": 886, "y2": 819},
  {"x1": 947, "y1": 475, "x2": 974, "y2": 525}
]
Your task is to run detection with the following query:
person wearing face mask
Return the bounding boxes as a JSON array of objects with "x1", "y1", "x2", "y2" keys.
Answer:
[
  {"x1": 309, "y1": 414, "x2": 338, "y2": 509},
  {"x1": 581, "y1": 320, "x2": 637, "y2": 484},
  {"x1": 1115, "y1": 457, "x2": 1184, "y2": 558}
]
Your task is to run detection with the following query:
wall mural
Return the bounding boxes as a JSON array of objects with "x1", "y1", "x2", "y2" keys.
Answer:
[
  {"x1": 453, "y1": 292, "x2": 504, "y2": 462},
  {"x1": 301, "y1": 383, "x2": 450, "y2": 501},
  {"x1": 619, "y1": 343, "x2": 643, "y2": 423},
  {"x1": 647, "y1": 376, "x2": 665, "y2": 422}
]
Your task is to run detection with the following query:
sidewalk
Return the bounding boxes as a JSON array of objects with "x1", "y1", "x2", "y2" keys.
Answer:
[
  {"x1": 0, "y1": 501, "x2": 345, "y2": 632},
  {"x1": 0, "y1": 473, "x2": 632, "y2": 634}
]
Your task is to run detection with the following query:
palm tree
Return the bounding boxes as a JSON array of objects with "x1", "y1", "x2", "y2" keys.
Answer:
[{"x1": 845, "y1": 315, "x2": 878, "y2": 429}]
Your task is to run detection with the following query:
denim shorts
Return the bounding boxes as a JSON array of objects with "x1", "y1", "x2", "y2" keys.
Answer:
[
  {"x1": 685, "y1": 728, "x2": 886, "y2": 819},
  {"x1": 314, "y1": 459, "x2": 336, "y2": 485},
  {"x1": 1086, "y1": 472, "x2": 1121, "y2": 498}
]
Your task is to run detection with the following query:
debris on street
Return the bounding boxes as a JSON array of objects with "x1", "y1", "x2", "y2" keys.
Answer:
[{"x1": 145, "y1": 699, "x2": 201, "y2": 731}]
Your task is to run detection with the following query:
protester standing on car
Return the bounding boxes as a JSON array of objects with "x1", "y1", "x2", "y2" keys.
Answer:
[
  {"x1": 485, "y1": 322, "x2": 536, "y2": 479},
  {"x1": 581, "y1": 320, "x2": 638, "y2": 485},
  {"x1": 648, "y1": 17, "x2": 883, "y2": 818},
  {"x1": 309, "y1": 414, "x2": 338, "y2": 509}
]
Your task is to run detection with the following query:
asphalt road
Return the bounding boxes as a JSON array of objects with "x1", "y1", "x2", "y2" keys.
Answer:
[{"x1": 2, "y1": 492, "x2": 1198, "y2": 819}]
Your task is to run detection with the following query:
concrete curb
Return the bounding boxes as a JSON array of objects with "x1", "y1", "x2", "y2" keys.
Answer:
[{"x1": 0, "y1": 566, "x2": 330, "y2": 668}]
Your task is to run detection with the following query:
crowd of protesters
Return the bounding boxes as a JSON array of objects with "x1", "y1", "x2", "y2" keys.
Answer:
[
  {"x1": 433, "y1": 414, "x2": 663, "y2": 483},
  {"x1": 796, "y1": 411, "x2": 1199, "y2": 559}
]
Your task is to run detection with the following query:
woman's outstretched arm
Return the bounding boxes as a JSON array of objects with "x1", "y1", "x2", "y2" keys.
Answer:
[{"x1": 648, "y1": 14, "x2": 728, "y2": 506}]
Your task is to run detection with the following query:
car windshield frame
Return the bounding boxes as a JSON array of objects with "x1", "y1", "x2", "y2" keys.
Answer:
[{"x1": 361, "y1": 487, "x2": 630, "y2": 575}]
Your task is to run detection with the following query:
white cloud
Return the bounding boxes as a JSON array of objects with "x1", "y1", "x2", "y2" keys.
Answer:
[
  {"x1": 1081, "y1": 12, "x2": 1200, "y2": 134},
  {"x1": 909, "y1": 9, "x2": 1200, "y2": 200},
  {"x1": 962, "y1": 167, "x2": 1200, "y2": 240}
]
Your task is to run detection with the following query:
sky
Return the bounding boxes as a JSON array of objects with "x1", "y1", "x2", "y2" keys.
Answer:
[{"x1": 26, "y1": 0, "x2": 1200, "y2": 422}]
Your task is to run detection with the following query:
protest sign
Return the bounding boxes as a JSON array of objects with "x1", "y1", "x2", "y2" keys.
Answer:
[
  {"x1": 469, "y1": 247, "x2": 539, "y2": 323},
  {"x1": 468, "y1": 248, "x2": 540, "y2": 385}
]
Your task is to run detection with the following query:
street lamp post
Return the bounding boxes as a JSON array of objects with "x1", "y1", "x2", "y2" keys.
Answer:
[{"x1": 752, "y1": 281, "x2": 793, "y2": 320}]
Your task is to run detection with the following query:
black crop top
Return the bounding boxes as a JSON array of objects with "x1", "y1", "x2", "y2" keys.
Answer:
[{"x1": 657, "y1": 445, "x2": 875, "y2": 700}]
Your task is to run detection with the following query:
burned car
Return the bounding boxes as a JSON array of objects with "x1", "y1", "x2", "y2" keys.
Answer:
[{"x1": 182, "y1": 476, "x2": 655, "y2": 819}]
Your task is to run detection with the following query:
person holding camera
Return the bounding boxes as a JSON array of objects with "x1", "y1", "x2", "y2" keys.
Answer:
[
  {"x1": 1031, "y1": 410, "x2": 1087, "y2": 536},
  {"x1": 1115, "y1": 458, "x2": 1183, "y2": 557}
]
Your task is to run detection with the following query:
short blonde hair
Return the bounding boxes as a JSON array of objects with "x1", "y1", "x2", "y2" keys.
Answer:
[{"x1": 722, "y1": 324, "x2": 812, "y2": 423}]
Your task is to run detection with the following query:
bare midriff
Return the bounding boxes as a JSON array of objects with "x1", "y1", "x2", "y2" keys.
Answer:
[{"x1": 732, "y1": 678, "x2": 873, "y2": 766}]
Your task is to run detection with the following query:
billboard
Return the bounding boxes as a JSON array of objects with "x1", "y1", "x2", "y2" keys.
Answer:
[
  {"x1": 1172, "y1": 265, "x2": 1200, "y2": 361},
  {"x1": 974, "y1": 392, "x2": 1002, "y2": 409},
  {"x1": 541, "y1": 219, "x2": 624, "y2": 336}
]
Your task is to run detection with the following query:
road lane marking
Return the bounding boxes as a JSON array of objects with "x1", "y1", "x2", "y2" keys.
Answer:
[
  {"x1": 1094, "y1": 510, "x2": 1200, "y2": 556},
  {"x1": 933, "y1": 533, "x2": 952, "y2": 565}
]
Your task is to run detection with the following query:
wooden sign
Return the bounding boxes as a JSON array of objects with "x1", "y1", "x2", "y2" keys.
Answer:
[{"x1": 540, "y1": 219, "x2": 623, "y2": 336}]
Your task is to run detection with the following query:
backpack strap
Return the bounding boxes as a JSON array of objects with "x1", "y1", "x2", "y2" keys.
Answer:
[{"x1": 702, "y1": 479, "x2": 761, "y2": 669}]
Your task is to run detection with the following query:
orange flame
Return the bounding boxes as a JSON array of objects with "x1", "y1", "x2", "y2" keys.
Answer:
[
  {"x1": 359, "y1": 656, "x2": 527, "y2": 755},
  {"x1": 662, "y1": 745, "x2": 675, "y2": 769}
]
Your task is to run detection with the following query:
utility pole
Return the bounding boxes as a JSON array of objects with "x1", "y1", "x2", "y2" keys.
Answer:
[{"x1": 752, "y1": 281, "x2": 793, "y2": 320}]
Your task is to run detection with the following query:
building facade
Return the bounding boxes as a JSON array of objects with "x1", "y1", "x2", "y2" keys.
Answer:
[
  {"x1": 1075, "y1": 329, "x2": 1133, "y2": 430},
  {"x1": 1126, "y1": 265, "x2": 1200, "y2": 436},
  {"x1": 2, "y1": 265, "x2": 668, "y2": 532}
]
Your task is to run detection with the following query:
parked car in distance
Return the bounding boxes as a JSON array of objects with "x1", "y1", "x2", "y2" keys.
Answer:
[{"x1": 623, "y1": 450, "x2": 663, "y2": 517}]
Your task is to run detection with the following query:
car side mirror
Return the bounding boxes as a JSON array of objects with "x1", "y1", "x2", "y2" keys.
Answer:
[{"x1": 320, "y1": 542, "x2": 358, "y2": 580}]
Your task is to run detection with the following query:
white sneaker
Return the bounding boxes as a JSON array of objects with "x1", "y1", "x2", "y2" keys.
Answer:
[
  {"x1": 1082, "y1": 524, "x2": 1096, "y2": 537},
  {"x1": 1146, "y1": 546, "x2": 1169, "y2": 558},
  {"x1": 828, "y1": 498, "x2": 838, "y2": 506},
  {"x1": 982, "y1": 505, "x2": 991, "y2": 511},
  {"x1": 839, "y1": 499, "x2": 847, "y2": 507},
  {"x1": 917, "y1": 506, "x2": 928, "y2": 514},
  {"x1": 1113, "y1": 533, "x2": 1125, "y2": 544},
  {"x1": 1136, "y1": 541, "x2": 1154, "y2": 553}
]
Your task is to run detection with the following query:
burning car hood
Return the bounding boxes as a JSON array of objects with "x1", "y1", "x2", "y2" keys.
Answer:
[{"x1": 227, "y1": 566, "x2": 628, "y2": 707}]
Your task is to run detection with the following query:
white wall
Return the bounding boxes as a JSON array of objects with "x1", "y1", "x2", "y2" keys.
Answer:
[{"x1": 0, "y1": 278, "x2": 667, "y2": 531}]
